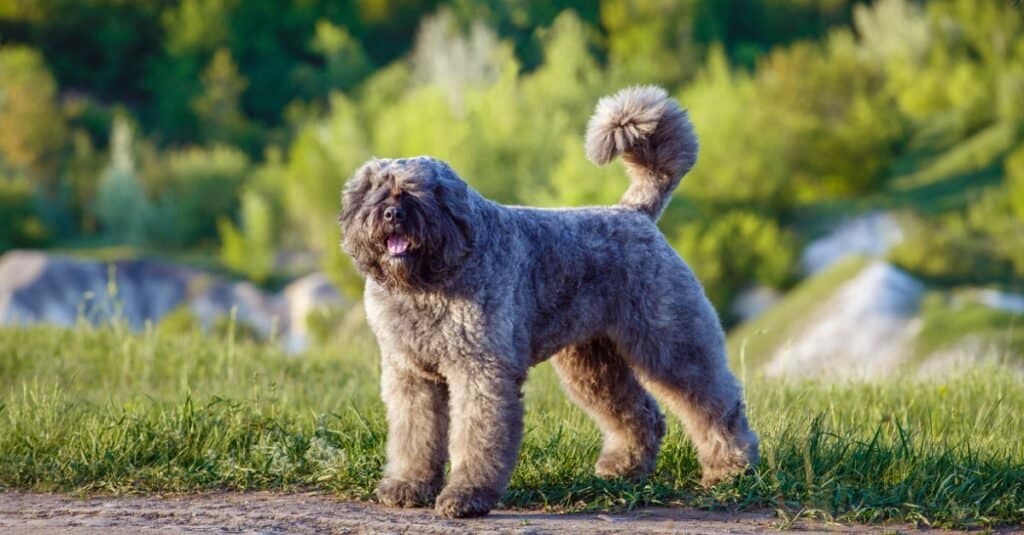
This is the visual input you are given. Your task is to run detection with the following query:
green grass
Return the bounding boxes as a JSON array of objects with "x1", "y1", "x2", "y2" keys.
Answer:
[{"x1": 1, "y1": 323, "x2": 1023, "y2": 528}]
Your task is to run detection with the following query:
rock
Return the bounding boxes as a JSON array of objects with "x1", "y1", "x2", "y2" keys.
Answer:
[
  {"x1": 188, "y1": 277, "x2": 287, "y2": 338},
  {"x1": 731, "y1": 286, "x2": 781, "y2": 322},
  {"x1": 962, "y1": 289, "x2": 1024, "y2": 314},
  {"x1": 0, "y1": 250, "x2": 349, "y2": 352},
  {"x1": 801, "y1": 212, "x2": 903, "y2": 274},
  {"x1": 280, "y1": 272, "x2": 348, "y2": 353},
  {"x1": 763, "y1": 260, "x2": 925, "y2": 380},
  {"x1": 1, "y1": 250, "x2": 201, "y2": 329}
]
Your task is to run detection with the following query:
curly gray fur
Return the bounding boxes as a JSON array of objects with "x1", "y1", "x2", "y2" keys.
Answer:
[{"x1": 338, "y1": 86, "x2": 758, "y2": 519}]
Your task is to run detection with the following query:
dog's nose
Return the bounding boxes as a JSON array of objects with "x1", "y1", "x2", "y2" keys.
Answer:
[{"x1": 383, "y1": 205, "x2": 405, "y2": 222}]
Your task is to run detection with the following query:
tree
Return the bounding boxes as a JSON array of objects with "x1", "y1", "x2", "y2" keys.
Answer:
[
  {"x1": 192, "y1": 47, "x2": 253, "y2": 148},
  {"x1": 0, "y1": 46, "x2": 67, "y2": 184},
  {"x1": 94, "y1": 116, "x2": 151, "y2": 245}
]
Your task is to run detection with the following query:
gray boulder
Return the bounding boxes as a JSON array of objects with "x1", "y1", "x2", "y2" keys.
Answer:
[
  {"x1": 0, "y1": 251, "x2": 346, "y2": 351},
  {"x1": 281, "y1": 272, "x2": 347, "y2": 352}
]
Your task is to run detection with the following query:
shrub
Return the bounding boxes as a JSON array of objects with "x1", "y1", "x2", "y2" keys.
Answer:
[
  {"x1": 218, "y1": 190, "x2": 275, "y2": 284},
  {"x1": 672, "y1": 210, "x2": 798, "y2": 321},
  {"x1": 94, "y1": 117, "x2": 151, "y2": 245},
  {"x1": 0, "y1": 176, "x2": 51, "y2": 250},
  {"x1": 147, "y1": 145, "x2": 250, "y2": 248},
  {"x1": 889, "y1": 209, "x2": 1018, "y2": 285}
]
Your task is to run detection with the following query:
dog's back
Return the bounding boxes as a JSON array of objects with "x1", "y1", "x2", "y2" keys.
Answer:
[{"x1": 496, "y1": 203, "x2": 707, "y2": 361}]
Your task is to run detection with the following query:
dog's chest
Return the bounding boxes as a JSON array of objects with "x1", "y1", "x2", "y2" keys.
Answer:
[{"x1": 367, "y1": 291, "x2": 485, "y2": 369}]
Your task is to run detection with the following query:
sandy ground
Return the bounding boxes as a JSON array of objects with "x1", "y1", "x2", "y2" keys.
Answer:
[
  {"x1": 0, "y1": 491, "x2": 999, "y2": 532},
  {"x1": 0, "y1": 491, "x2": 1006, "y2": 534}
]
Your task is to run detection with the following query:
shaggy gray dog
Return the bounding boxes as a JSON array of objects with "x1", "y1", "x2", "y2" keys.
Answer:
[{"x1": 338, "y1": 86, "x2": 759, "y2": 518}]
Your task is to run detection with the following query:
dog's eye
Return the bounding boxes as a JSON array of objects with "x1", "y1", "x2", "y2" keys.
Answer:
[{"x1": 365, "y1": 187, "x2": 390, "y2": 205}]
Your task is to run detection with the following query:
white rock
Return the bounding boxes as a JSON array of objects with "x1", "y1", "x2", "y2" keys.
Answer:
[
  {"x1": 801, "y1": 212, "x2": 903, "y2": 274},
  {"x1": 968, "y1": 289, "x2": 1024, "y2": 314},
  {"x1": 763, "y1": 261, "x2": 925, "y2": 380},
  {"x1": 731, "y1": 286, "x2": 781, "y2": 322},
  {"x1": 0, "y1": 250, "x2": 196, "y2": 329}
]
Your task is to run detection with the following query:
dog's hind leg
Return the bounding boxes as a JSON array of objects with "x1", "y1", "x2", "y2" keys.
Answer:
[
  {"x1": 552, "y1": 337, "x2": 665, "y2": 479},
  {"x1": 614, "y1": 316, "x2": 759, "y2": 486}
]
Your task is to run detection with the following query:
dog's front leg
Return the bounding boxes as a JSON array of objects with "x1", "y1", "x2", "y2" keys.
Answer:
[
  {"x1": 376, "y1": 358, "x2": 449, "y2": 507},
  {"x1": 435, "y1": 360, "x2": 525, "y2": 518}
]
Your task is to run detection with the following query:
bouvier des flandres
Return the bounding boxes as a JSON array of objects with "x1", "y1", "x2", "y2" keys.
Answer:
[{"x1": 338, "y1": 86, "x2": 759, "y2": 518}]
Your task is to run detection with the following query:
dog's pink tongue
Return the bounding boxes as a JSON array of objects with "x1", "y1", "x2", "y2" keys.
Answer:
[{"x1": 387, "y1": 235, "x2": 410, "y2": 255}]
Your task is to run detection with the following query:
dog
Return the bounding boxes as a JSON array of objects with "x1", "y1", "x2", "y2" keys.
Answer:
[{"x1": 338, "y1": 86, "x2": 759, "y2": 518}]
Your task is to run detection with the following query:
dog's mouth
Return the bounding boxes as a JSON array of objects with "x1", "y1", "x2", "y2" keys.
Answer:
[{"x1": 386, "y1": 234, "x2": 411, "y2": 256}]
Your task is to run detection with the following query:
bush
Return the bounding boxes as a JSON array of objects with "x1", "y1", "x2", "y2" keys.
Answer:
[
  {"x1": 147, "y1": 145, "x2": 250, "y2": 248},
  {"x1": 94, "y1": 167, "x2": 153, "y2": 245},
  {"x1": 218, "y1": 190, "x2": 275, "y2": 284},
  {"x1": 889, "y1": 209, "x2": 1019, "y2": 285},
  {"x1": 0, "y1": 177, "x2": 51, "y2": 250},
  {"x1": 672, "y1": 210, "x2": 798, "y2": 322},
  {"x1": 94, "y1": 117, "x2": 151, "y2": 245}
]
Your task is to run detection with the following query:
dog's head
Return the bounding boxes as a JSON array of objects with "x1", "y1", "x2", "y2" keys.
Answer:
[{"x1": 339, "y1": 157, "x2": 475, "y2": 291}]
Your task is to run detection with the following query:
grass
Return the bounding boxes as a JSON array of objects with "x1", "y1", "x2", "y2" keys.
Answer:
[{"x1": 1, "y1": 323, "x2": 1023, "y2": 528}]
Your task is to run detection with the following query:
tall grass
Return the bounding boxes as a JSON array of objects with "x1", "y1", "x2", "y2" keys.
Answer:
[{"x1": 1, "y1": 324, "x2": 1022, "y2": 528}]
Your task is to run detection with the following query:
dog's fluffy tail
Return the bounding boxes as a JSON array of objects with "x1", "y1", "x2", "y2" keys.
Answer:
[{"x1": 585, "y1": 86, "x2": 698, "y2": 221}]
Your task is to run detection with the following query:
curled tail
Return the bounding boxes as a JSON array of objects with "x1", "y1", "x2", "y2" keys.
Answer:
[{"x1": 584, "y1": 86, "x2": 698, "y2": 221}]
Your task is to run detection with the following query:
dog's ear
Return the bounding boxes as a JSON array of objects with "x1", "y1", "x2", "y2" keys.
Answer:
[
  {"x1": 433, "y1": 163, "x2": 471, "y2": 221},
  {"x1": 339, "y1": 160, "x2": 380, "y2": 229},
  {"x1": 427, "y1": 162, "x2": 475, "y2": 276}
]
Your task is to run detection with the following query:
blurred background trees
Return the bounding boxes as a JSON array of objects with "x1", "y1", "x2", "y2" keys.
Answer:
[{"x1": 0, "y1": 0, "x2": 1022, "y2": 324}]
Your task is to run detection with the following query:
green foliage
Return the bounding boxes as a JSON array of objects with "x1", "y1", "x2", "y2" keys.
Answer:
[
  {"x1": 192, "y1": 48, "x2": 255, "y2": 150},
  {"x1": 218, "y1": 190, "x2": 275, "y2": 283},
  {"x1": 673, "y1": 211, "x2": 798, "y2": 318},
  {"x1": 0, "y1": 45, "x2": 67, "y2": 182},
  {"x1": 600, "y1": 0, "x2": 697, "y2": 88},
  {"x1": 94, "y1": 117, "x2": 152, "y2": 245},
  {"x1": 890, "y1": 141, "x2": 1024, "y2": 284},
  {"x1": 0, "y1": 176, "x2": 50, "y2": 250},
  {"x1": 309, "y1": 19, "x2": 372, "y2": 92},
  {"x1": 95, "y1": 169, "x2": 153, "y2": 246},
  {"x1": 147, "y1": 145, "x2": 250, "y2": 247},
  {"x1": 2, "y1": 324, "x2": 1024, "y2": 527},
  {"x1": 1006, "y1": 143, "x2": 1024, "y2": 219},
  {"x1": 2, "y1": 0, "x2": 1024, "y2": 315},
  {"x1": 682, "y1": 26, "x2": 903, "y2": 211}
]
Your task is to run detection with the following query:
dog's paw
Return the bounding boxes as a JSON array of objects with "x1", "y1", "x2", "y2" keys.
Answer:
[
  {"x1": 434, "y1": 486, "x2": 500, "y2": 518},
  {"x1": 594, "y1": 450, "x2": 655, "y2": 480},
  {"x1": 376, "y1": 478, "x2": 438, "y2": 508},
  {"x1": 699, "y1": 462, "x2": 755, "y2": 488}
]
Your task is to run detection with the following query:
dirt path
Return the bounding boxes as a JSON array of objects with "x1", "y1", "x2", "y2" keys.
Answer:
[{"x1": 0, "y1": 491, "x2": 992, "y2": 534}]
